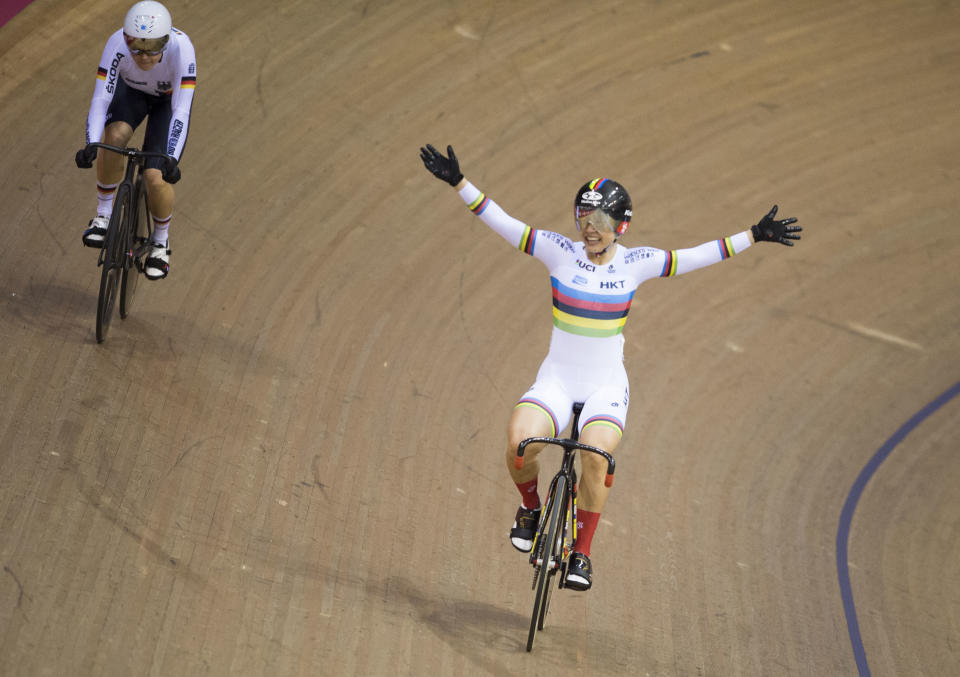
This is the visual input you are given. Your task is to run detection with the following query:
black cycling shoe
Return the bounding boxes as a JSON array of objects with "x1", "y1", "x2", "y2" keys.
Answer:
[
  {"x1": 509, "y1": 505, "x2": 541, "y2": 553},
  {"x1": 564, "y1": 551, "x2": 593, "y2": 591}
]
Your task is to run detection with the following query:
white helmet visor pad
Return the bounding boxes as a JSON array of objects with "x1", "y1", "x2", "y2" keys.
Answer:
[{"x1": 575, "y1": 207, "x2": 619, "y2": 233}]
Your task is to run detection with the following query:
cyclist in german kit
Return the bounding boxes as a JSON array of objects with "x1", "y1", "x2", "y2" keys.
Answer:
[
  {"x1": 420, "y1": 144, "x2": 801, "y2": 591},
  {"x1": 75, "y1": 1, "x2": 196, "y2": 280}
]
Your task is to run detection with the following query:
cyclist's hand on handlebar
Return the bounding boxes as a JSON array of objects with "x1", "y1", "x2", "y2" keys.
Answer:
[
  {"x1": 420, "y1": 144, "x2": 463, "y2": 186},
  {"x1": 75, "y1": 145, "x2": 97, "y2": 169},
  {"x1": 750, "y1": 205, "x2": 801, "y2": 246},
  {"x1": 162, "y1": 158, "x2": 181, "y2": 184}
]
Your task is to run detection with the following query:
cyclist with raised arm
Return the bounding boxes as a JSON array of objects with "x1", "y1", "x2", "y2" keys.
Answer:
[
  {"x1": 420, "y1": 144, "x2": 801, "y2": 591},
  {"x1": 76, "y1": 1, "x2": 196, "y2": 281}
]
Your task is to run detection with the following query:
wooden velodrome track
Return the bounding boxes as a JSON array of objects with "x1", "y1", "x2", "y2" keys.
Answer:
[{"x1": 2, "y1": 1, "x2": 958, "y2": 675}]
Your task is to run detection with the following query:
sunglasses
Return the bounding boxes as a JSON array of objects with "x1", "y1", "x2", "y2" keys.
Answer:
[
  {"x1": 125, "y1": 36, "x2": 168, "y2": 56},
  {"x1": 130, "y1": 46, "x2": 165, "y2": 56}
]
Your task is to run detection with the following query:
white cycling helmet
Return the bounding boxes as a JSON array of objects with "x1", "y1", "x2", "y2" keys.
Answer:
[{"x1": 124, "y1": 1, "x2": 172, "y2": 42}]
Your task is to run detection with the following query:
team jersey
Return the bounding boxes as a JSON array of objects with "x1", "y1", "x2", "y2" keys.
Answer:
[
  {"x1": 458, "y1": 181, "x2": 753, "y2": 368},
  {"x1": 85, "y1": 28, "x2": 197, "y2": 161}
]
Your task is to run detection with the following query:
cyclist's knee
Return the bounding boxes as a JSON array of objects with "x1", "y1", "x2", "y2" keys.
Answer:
[
  {"x1": 507, "y1": 423, "x2": 549, "y2": 455},
  {"x1": 506, "y1": 427, "x2": 528, "y2": 454},
  {"x1": 102, "y1": 122, "x2": 133, "y2": 146},
  {"x1": 579, "y1": 424, "x2": 622, "y2": 455},
  {"x1": 505, "y1": 438, "x2": 544, "y2": 466},
  {"x1": 143, "y1": 168, "x2": 169, "y2": 191},
  {"x1": 507, "y1": 407, "x2": 551, "y2": 452},
  {"x1": 579, "y1": 449, "x2": 609, "y2": 478},
  {"x1": 506, "y1": 429, "x2": 541, "y2": 464}
]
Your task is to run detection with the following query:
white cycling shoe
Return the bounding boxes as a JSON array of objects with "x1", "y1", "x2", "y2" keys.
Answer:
[
  {"x1": 82, "y1": 215, "x2": 109, "y2": 248},
  {"x1": 144, "y1": 242, "x2": 170, "y2": 280}
]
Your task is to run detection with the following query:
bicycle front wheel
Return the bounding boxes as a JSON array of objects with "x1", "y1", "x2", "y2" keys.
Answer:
[
  {"x1": 96, "y1": 184, "x2": 131, "y2": 343},
  {"x1": 539, "y1": 489, "x2": 570, "y2": 631},
  {"x1": 527, "y1": 475, "x2": 566, "y2": 652}
]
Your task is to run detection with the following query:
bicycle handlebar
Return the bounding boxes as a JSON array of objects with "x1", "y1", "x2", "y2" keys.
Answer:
[
  {"x1": 515, "y1": 436, "x2": 616, "y2": 488},
  {"x1": 80, "y1": 142, "x2": 177, "y2": 166}
]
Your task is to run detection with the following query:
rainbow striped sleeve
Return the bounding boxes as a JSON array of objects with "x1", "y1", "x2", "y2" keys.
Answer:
[
  {"x1": 467, "y1": 192, "x2": 490, "y2": 215},
  {"x1": 660, "y1": 250, "x2": 678, "y2": 277},
  {"x1": 658, "y1": 233, "x2": 748, "y2": 278},
  {"x1": 517, "y1": 225, "x2": 537, "y2": 255}
]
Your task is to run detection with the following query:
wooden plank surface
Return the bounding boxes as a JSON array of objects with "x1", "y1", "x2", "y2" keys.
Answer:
[{"x1": 1, "y1": 1, "x2": 958, "y2": 674}]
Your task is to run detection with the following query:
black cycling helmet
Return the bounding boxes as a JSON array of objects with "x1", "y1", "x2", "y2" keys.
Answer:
[{"x1": 574, "y1": 178, "x2": 632, "y2": 235}]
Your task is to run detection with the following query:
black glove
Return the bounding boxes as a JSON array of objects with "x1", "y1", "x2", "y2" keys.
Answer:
[
  {"x1": 75, "y1": 145, "x2": 98, "y2": 168},
  {"x1": 162, "y1": 158, "x2": 181, "y2": 184},
  {"x1": 419, "y1": 144, "x2": 463, "y2": 186},
  {"x1": 751, "y1": 205, "x2": 801, "y2": 246}
]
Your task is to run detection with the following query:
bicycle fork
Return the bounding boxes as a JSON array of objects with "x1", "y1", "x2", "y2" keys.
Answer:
[
  {"x1": 529, "y1": 475, "x2": 578, "y2": 573},
  {"x1": 529, "y1": 479, "x2": 559, "y2": 572}
]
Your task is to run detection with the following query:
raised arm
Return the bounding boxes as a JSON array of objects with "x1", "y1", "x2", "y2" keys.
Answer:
[
  {"x1": 639, "y1": 206, "x2": 801, "y2": 278},
  {"x1": 420, "y1": 143, "x2": 543, "y2": 253},
  {"x1": 658, "y1": 231, "x2": 754, "y2": 276}
]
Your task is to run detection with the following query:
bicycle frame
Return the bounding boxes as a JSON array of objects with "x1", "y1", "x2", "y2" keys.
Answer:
[
  {"x1": 516, "y1": 403, "x2": 616, "y2": 651},
  {"x1": 87, "y1": 142, "x2": 166, "y2": 271},
  {"x1": 516, "y1": 405, "x2": 616, "y2": 560},
  {"x1": 81, "y1": 142, "x2": 173, "y2": 342}
]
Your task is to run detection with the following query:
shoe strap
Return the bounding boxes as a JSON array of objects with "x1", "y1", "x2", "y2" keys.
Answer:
[{"x1": 145, "y1": 255, "x2": 170, "y2": 273}]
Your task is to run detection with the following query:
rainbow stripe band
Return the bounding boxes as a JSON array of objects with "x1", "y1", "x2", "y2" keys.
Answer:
[
  {"x1": 718, "y1": 237, "x2": 735, "y2": 259},
  {"x1": 518, "y1": 225, "x2": 536, "y2": 255},
  {"x1": 515, "y1": 398, "x2": 558, "y2": 437},
  {"x1": 660, "y1": 250, "x2": 678, "y2": 277},
  {"x1": 582, "y1": 415, "x2": 624, "y2": 437},
  {"x1": 551, "y1": 277, "x2": 634, "y2": 337},
  {"x1": 589, "y1": 178, "x2": 609, "y2": 191},
  {"x1": 468, "y1": 192, "x2": 490, "y2": 215}
]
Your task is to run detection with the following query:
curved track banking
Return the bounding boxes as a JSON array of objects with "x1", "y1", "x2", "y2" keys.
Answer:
[
  {"x1": 838, "y1": 381, "x2": 960, "y2": 676},
  {"x1": 2, "y1": 1, "x2": 959, "y2": 675}
]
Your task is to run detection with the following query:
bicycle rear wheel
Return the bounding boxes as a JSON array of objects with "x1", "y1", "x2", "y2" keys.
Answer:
[
  {"x1": 120, "y1": 182, "x2": 150, "y2": 318},
  {"x1": 96, "y1": 184, "x2": 130, "y2": 343},
  {"x1": 527, "y1": 475, "x2": 566, "y2": 652}
]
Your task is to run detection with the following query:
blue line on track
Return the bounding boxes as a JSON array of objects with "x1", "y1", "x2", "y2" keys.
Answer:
[{"x1": 836, "y1": 380, "x2": 960, "y2": 677}]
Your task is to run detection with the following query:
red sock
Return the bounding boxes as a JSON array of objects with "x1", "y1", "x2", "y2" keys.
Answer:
[
  {"x1": 516, "y1": 478, "x2": 540, "y2": 510},
  {"x1": 574, "y1": 510, "x2": 601, "y2": 556}
]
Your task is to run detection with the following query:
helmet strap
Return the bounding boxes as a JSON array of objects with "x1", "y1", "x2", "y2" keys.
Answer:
[{"x1": 595, "y1": 235, "x2": 620, "y2": 259}]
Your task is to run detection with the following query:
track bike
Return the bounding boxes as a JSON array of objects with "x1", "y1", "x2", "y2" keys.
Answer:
[
  {"x1": 77, "y1": 143, "x2": 175, "y2": 343},
  {"x1": 514, "y1": 402, "x2": 616, "y2": 652}
]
